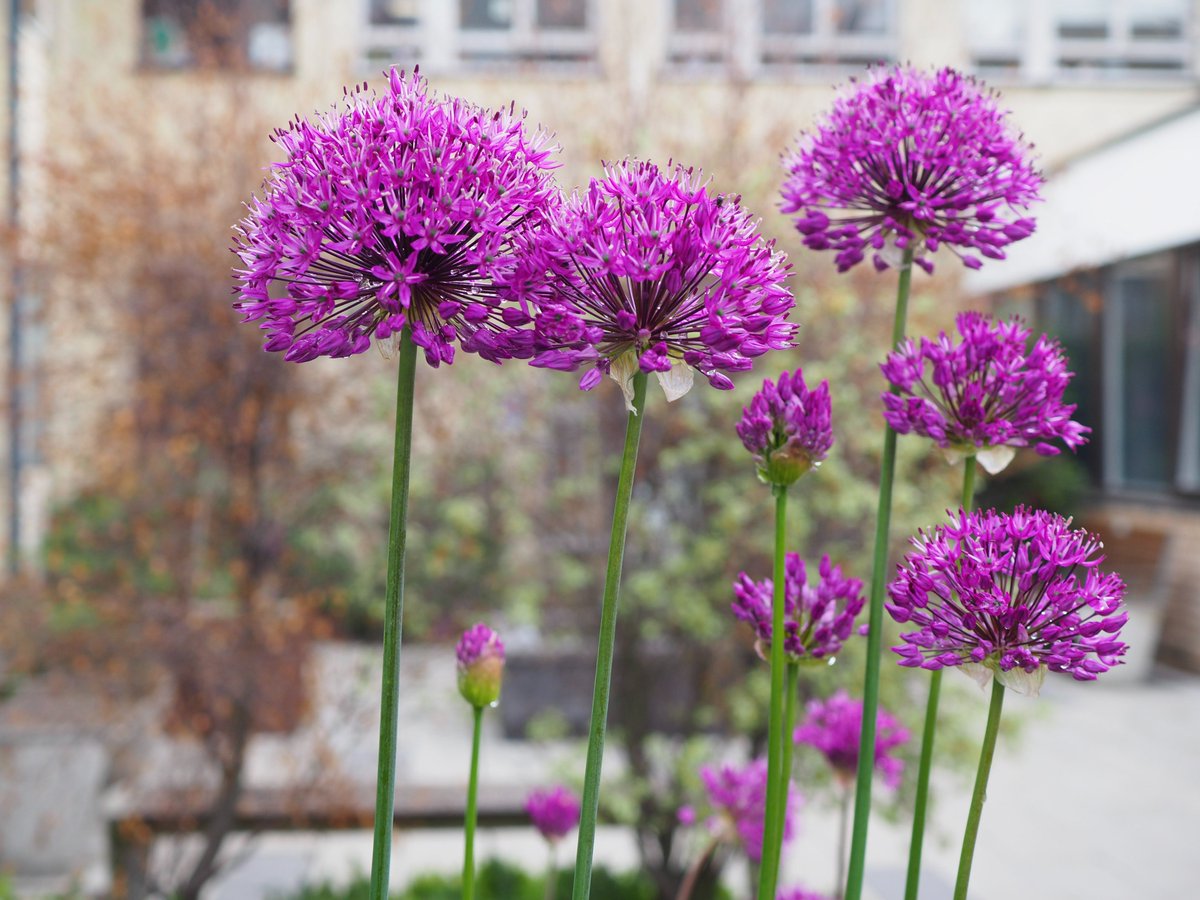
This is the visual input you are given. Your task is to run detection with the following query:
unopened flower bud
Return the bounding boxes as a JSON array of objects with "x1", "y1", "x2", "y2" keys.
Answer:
[{"x1": 455, "y1": 623, "x2": 505, "y2": 708}]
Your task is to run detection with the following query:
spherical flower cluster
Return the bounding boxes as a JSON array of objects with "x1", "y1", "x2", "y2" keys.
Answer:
[
  {"x1": 516, "y1": 159, "x2": 795, "y2": 410},
  {"x1": 780, "y1": 66, "x2": 1042, "y2": 273},
  {"x1": 737, "y1": 369, "x2": 833, "y2": 487},
  {"x1": 685, "y1": 758, "x2": 801, "y2": 863},
  {"x1": 524, "y1": 786, "x2": 581, "y2": 843},
  {"x1": 234, "y1": 68, "x2": 560, "y2": 366},
  {"x1": 887, "y1": 508, "x2": 1128, "y2": 695},
  {"x1": 793, "y1": 690, "x2": 909, "y2": 789},
  {"x1": 455, "y1": 623, "x2": 506, "y2": 708},
  {"x1": 732, "y1": 554, "x2": 864, "y2": 662},
  {"x1": 880, "y1": 312, "x2": 1089, "y2": 474}
]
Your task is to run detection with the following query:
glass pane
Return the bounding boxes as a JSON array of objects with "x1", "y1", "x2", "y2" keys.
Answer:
[
  {"x1": 1117, "y1": 260, "x2": 1174, "y2": 488},
  {"x1": 370, "y1": 0, "x2": 419, "y2": 26},
  {"x1": 762, "y1": 0, "x2": 813, "y2": 34},
  {"x1": 538, "y1": 0, "x2": 587, "y2": 29},
  {"x1": 461, "y1": 0, "x2": 513, "y2": 30},
  {"x1": 1040, "y1": 279, "x2": 1101, "y2": 479},
  {"x1": 674, "y1": 0, "x2": 722, "y2": 32},
  {"x1": 1055, "y1": 0, "x2": 1110, "y2": 39},
  {"x1": 834, "y1": 0, "x2": 889, "y2": 34},
  {"x1": 1178, "y1": 267, "x2": 1200, "y2": 491},
  {"x1": 1131, "y1": 0, "x2": 1188, "y2": 38}
]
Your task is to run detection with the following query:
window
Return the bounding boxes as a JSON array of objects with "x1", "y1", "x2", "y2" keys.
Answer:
[
  {"x1": 141, "y1": 0, "x2": 292, "y2": 72},
  {"x1": 967, "y1": 0, "x2": 1192, "y2": 81},
  {"x1": 1038, "y1": 249, "x2": 1200, "y2": 499},
  {"x1": 361, "y1": 0, "x2": 597, "y2": 70},
  {"x1": 667, "y1": 0, "x2": 898, "y2": 73}
]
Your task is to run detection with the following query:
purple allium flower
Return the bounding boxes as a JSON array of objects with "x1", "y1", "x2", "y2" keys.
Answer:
[
  {"x1": 887, "y1": 507, "x2": 1128, "y2": 695},
  {"x1": 880, "y1": 312, "x2": 1089, "y2": 474},
  {"x1": 696, "y1": 758, "x2": 800, "y2": 863},
  {"x1": 525, "y1": 785, "x2": 581, "y2": 843},
  {"x1": 233, "y1": 68, "x2": 560, "y2": 366},
  {"x1": 455, "y1": 623, "x2": 505, "y2": 708},
  {"x1": 777, "y1": 889, "x2": 832, "y2": 900},
  {"x1": 780, "y1": 66, "x2": 1041, "y2": 274},
  {"x1": 516, "y1": 159, "x2": 795, "y2": 409},
  {"x1": 737, "y1": 369, "x2": 833, "y2": 487},
  {"x1": 794, "y1": 690, "x2": 909, "y2": 789},
  {"x1": 732, "y1": 554, "x2": 864, "y2": 662}
]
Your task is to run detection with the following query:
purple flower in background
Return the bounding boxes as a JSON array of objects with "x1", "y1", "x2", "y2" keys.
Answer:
[
  {"x1": 733, "y1": 554, "x2": 864, "y2": 662},
  {"x1": 781, "y1": 66, "x2": 1041, "y2": 274},
  {"x1": 887, "y1": 507, "x2": 1128, "y2": 695},
  {"x1": 234, "y1": 68, "x2": 559, "y2": 366},
  {"x1": 525, "y1": 786, "x2": 581, "y2": 843},
  {"x1": 516, "y1": 159, "x2": 795, "y2": 410},
  {"x1": 696, "y1": 758, "x2": 801, "y2": 863},
  {"x1": 737, "y1": 369, "x2": 833, "y2": 487},
  {"x1": 880, "y1": 312, "x2": 1089, "y2": 474},
  {"x1": 794, "y1": 690, "x2": 909, "y2": 789},
  {"x1": 456, "y1": 623, "x2": 505, "y2": 708},
  {"x1": 777, "y1": 889, "x2": 832, "y2": 900}
]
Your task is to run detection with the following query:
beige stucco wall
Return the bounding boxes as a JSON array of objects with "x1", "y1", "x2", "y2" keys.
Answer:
[{"x1": 3, "y1": 0, "x2": 1200, "y2": 566}]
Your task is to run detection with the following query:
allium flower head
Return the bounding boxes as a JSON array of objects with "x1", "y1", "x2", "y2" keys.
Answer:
[
  {"x1": 881, "y1": 312, "x2": 1089, "y2": 474},
  {"x1": 737, "y1": 369, "x2": 833, "y2": 487},
  {"x1": 887, "y1": 507, "x2": 1128, "y2": 695},
  {"x1": 694, "y1": 758, "x2": 801, "y2": 863},
  {"x1": 732, "y1": 554, "x2": 864, "y2": 662},
  {"x1": 524, "y1": 785, "x2": 581, "y2": 843},
  {"x1": 455, "y1": 622, "x2": 505, "y2": 708},
  {"x1": 517, "y1": 159, "x2": 795, "y2": 410},
  {"x1": 781, "y1": 66, "x2": 1041, "y2": 273},
  {"x1": 234, "y1": 68, "x2": 560, "y2": 366},
  {"x1": 793, "y1": 690, "x2": 909, "y2": 789}
]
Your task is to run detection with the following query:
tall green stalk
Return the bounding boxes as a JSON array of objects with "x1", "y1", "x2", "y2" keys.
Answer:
[
  {"x1": 771, "y1": 660, "x2": 799, "y2": 883},
  {"x1": 369, "y1": 329, "x2": 418, "y2": 900},
  {"x1": 463, "y1": 704, "x2": 485, "y2": 900},
  {"x1": 954, "y1": 678, "x2": 1006, "y2": 900},
  {"x1": 571, "y1": 371, "x2": 649, "y2": 900},
  {"x1": 844, "y1": 247, "x2": 914, "y2": 900},
  {"x1": 903, "y1": 456, "x2": 976, "y2": 900},
  {"x1": 758, "y1": 486, "x2": 790, "y2": 900}
]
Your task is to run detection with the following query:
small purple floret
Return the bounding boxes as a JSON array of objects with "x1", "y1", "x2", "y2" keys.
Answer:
[
  {"x1": 737, "y1": 369, "x2": 833, "y2": 486},
  {"x1": 781, "y1": 66, "x2": 1042, "y2": 273},
  {"x1": 733, "y1": 554, "x2": 864, "y2": 662},
  {"x1": 880, "y1": 312, "x2": 1089, "y2": 466},
  {"x1": 525, "y1": 785, "x2": 581, "y2": 843},
  {"x1": 793, "y1": 690, "x2": 909, "y2": 789},
  {"x1": 777, "y1": 889, "x2": 832, "y2": 900},
  {"x1": 515, "y1": 159, "x2": 796, "y2": 402},
  {"x1": 695, "y1": 758, "x2": 800, "y2": 863},
  {"x1": 455, "y1": 622, "x2": 505, "y2": 669},
  {"x1": 233, "y1": 68, "x2": 560, "y2": 366},
  {"x1": 886, "y1": 507, "x2": 1129, "y2": 689}
]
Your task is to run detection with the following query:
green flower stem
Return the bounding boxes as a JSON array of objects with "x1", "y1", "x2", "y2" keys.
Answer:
[
  {"x1": 903, "y1": 456, "x2": 976, "y2": 900},
  {"x1": 463, "y1": 704, "x2": 485, "y2": 900},
  {"x1": 369, "y1": 328, "x2": 418, "y2": 900},
  {"x1": 954, "y1": 677, "x2": 1006, "y2": 900},
  {"x1": 544, "y1": 845, "x2": 558, "y2": 900},
  {"x1": 771, "y1": 659, "x2": 800, "y2": 883},
  {"x1": 675, "y1": 833, "x2": 721, "y2": 900},
  {"x1": 844, "y1": 246, "x2": 914, "y2": 900},
  {"x1": 571, "y1": 371, "x2": 649, "y2": 900},
  {"x1": 757, "y1": 485, "x2": 789, "y2": 900}
]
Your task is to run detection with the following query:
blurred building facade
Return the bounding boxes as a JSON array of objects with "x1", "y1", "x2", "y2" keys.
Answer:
[{"x1": 1, "y1": 0, "x2": 1199, "y2": 633}]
